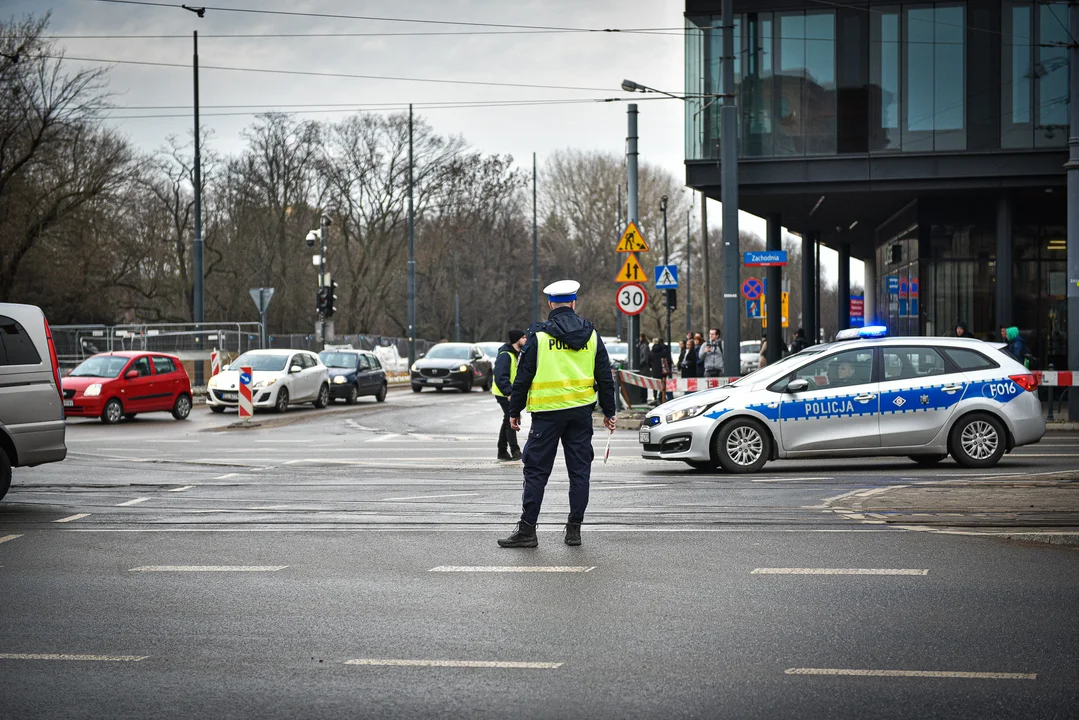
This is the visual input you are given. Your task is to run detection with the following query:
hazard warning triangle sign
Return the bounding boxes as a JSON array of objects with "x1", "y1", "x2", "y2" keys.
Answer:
[
  {"x1": 615, "y1": 253, "x2": 646, "y2": 283},
  {"x1": 615, "y1": 222, "x2": 649, "y2": 253}
]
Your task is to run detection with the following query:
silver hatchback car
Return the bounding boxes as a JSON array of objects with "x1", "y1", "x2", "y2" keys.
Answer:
[
  {"x1": 0, "y1": 303, "x2": 67, "y2": 501},
  {"x1": 639, "y1": 328, "x2": 1045, "y2": 473}
]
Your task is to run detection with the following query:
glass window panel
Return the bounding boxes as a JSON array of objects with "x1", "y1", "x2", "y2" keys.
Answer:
[
  {"x1": 804, "y1": 11, "x2": 837, "y2": 155},
  {"x1": 934, "y1": 5, "x2": 966, "y2": 149},
  {"x1": 1036, "y1": 3, "x2": 1069, "y2": 147},
  {"x1": 684, "y1": 16, "x2": 706, "y2": 159},
  {"x1": 905, "y1": 7, "x2": 935, "y2": 138},
  {"x1": 776, "y1": 12, "x2": 806, "y2": 156},
  {"x1": 1002, "y1": 3, "x2": 1034, "y2": 148},
  {"x1": 743, "y1": 13, "x2": 774, "y2": 157},
  {"x1": 870, "y1": 7, "x2": 901, "y2": 151}
]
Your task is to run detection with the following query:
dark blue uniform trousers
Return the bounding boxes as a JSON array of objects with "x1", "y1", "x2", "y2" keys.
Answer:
[{"x1": 520, "y1": 407, "x2": 594, "y2": 525}]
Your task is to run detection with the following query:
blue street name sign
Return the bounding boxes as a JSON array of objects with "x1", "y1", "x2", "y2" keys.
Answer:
[
  {"x1": 743, "y1": 251, "x2": 788, "y2": 267},
  {"x1": 654, "y1": 264, "x2": 678, "y2": 289}
]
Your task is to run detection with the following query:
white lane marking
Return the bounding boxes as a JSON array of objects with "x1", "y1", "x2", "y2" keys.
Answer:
[
  {"x1": 430, "y1": 566, "x2": 594, "y2": 573},
  {"x1": 0, "y1": 653, "x2": 148, "y2": 662},
  {"x1": 54, "y1": 513, "x2": 89, "y2": 523},
  {"x1": 168, "y1": 485, "x2": 195, "y2": 492},
  {"x1": 0, "y1": 534, "x2": 23, "y2": 545},
  {"x1": 344, "y1": 658, "x2": 561, "y2": 669},
  {"x1": 129, "y1": 565, "x2": 287, "y2": 572},
  {"x1": 116, "y1": 498, "x2": 149, "y2": 507},
  {"x1": 752, "y1": 568, "x2": 928, "y2": 576},
  {"x1": 214, "y1": 473, "x2": 241, "y2": 480},
  {"x1": 752, "y1": 477, "x2": 836, "y2": 483},
  {"x1": 591, "y1": 484, "x2": 667, "y2": 491},
  {"x1": 381, "y1": 492, "x2": 479, "y2": 502},
  {"x1": 154, "y1": 440, "x2": 198, "y2": 444},
  {"x1": 370, "y1": 434, "x2": 402, "y2": 442},
  {"x1": 785, "y1": 668, "x2": 1035, "y2": 680}
]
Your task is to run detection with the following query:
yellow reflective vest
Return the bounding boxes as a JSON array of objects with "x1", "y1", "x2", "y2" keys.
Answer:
[
  {"x1": 525, "y1": 330, "x2": 598, "y2": 413},
  {"x1": 491, "y1": 350, "x2": 517, "y2": 397}
]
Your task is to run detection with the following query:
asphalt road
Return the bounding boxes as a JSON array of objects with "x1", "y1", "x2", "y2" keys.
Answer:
[{"x1": 2, "y1": 389, "x2": 1078, "y2": 719}]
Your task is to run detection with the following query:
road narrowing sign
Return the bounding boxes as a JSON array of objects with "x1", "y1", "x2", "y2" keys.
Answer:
[
  {"x1": 615, "y1": 222, "x2": 649, "y2": 253},
  {"x1": 615, "y1": 253, "x2": 647, "y2": 283},
  {"x1": 616, "y1": 283, "x2": 648, "y2": 316}
]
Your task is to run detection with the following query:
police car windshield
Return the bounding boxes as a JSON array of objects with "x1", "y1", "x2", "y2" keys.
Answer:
[
  {"x1": 319, "y1": 352, "x2": 358, "y2": 368},
  {"x1": 231, "y1": 353, "x2": 289, "y2": 372},
  {"x1": 727, "y1": 347, "x2": 826, "y2": 386},
  {"x1": 426, "y1": 345, "x2": 471, "y2": 360}
]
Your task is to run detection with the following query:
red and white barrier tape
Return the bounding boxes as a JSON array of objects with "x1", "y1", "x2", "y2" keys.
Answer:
[
  {"x1": 1035, "y1": 371, "x2": 1074, "y2": 387},
  {"x1": 617, "y1": 370, "x2": 739, "y2": 393}
]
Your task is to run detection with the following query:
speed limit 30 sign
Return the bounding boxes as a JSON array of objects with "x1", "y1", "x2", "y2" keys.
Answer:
[{"x1": 616, "y1": 282, "x2": 648, "y2": 316}]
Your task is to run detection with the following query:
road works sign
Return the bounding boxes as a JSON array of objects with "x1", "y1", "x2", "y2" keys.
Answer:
[
  {"x1": 615, "y1": 222, "x2": 649, "y2": 253},
  {"x1": 615, "y1": 253, "x2": 647, "y2": 283},
  {"x1": 616, "y1": 283, "x2": 648, "y2": 316}
]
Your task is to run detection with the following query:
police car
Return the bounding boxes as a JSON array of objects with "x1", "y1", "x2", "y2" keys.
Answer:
[{"x1": 638, "y1": 327, "x2": 1045, "y2": 473}]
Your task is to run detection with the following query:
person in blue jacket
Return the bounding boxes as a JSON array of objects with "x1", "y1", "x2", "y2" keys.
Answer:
[{"x1": 492, "y1": 329, "x2": 526, "y2": 460}]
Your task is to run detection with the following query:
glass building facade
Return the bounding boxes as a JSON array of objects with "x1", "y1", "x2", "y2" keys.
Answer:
[{"x1": 686, "y1": 2, "x2": 1071, "y2": 159}]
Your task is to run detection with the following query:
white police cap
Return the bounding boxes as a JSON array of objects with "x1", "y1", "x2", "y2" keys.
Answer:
[{"x1": 543, "y1": 279, "x2": 580, "y2": 302}]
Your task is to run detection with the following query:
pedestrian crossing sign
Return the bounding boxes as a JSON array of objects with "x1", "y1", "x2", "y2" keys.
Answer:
[
  {"x1": 615, "y1": 253, "x2": 647, "y2": 283},
  {"x1": 615, "y1": 222, "x2": 649, "y2": 253},
  {"x1": 654, "y1": 264, "x2": 678, "y2": 289}
]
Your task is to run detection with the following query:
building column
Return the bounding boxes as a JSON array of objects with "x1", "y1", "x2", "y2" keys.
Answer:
[
  {"x1": 996, "y1": 195, "x2": 1013, "y2": 330},
  {"x1": 838, "y1": 243, "x2": 851, "y2": 332},
  {"x1": 863, "y1": 259, "x2": 877, "y2": 325},
  {"x1": 801, "y1": 231, "x2": 817, "y2": 345},
  {"x1": 766, "y1": 214, "x2": 783, "y2": 363}
]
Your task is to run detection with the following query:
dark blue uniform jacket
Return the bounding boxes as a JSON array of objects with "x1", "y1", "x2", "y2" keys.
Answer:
[{"x1": 494, "y1": 342, "x2": 517, "y2": 397}]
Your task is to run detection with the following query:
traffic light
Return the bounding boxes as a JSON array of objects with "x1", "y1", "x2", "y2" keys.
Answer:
[
  {"x1": 664, "y1": 288, "x2": 677, "y2": 310},
  {"x1": 325, "y1": 281, "x2": 338, "y2": 318},
  {"x1": 316, "y1": 287, "x2": 329, "y2": 314}
]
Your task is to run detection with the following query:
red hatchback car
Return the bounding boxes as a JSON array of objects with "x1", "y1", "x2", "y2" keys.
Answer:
[{"x1": 61, "y1": 352, "x2": 193, "y2": 423}]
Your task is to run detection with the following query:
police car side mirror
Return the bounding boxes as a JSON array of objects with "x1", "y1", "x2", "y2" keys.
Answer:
[{"x1": 787, "y1": 378, "x2": 809, "y2": 393}]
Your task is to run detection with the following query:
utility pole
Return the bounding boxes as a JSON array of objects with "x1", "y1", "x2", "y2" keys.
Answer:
[
  {"x1": 407, "y1": 104, "x2": 416, "y2": 368},
  {"x1": 627, "y1": 104, "x2": 641, "y2": 381},
  {"x1": 661, "y1": 197, "x2": 672, "y2": 359},
  {"x1": 455, "y1": 292, "x2": 460, "y2": 342},
  {"x1": 1067, "y1": 2, "x2": 1079, "y2": 421},
  {"x1": 720, "y1": 0, "x2": 741, "y2": 376},
  {"x1": 532, "y1": 152, "x2": 539, "y2": 324},
  {"x1": 686, "y1": 205, "x2": 692, "y2": 334},
  {"x1": 319, "y1": 215, "x2": 329, "y2": 347},
  {"x1": 617, "y1": 183, "x2": 623, "y2": 341},
  {"x1": 701, "y1": 194, "x2": 710, "y2": 333},
  {"x1": 191, "y1": 30, "x2": 204, "y2": 388}
]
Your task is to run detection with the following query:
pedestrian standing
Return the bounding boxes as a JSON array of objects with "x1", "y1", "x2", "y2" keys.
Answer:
[
  {"x1": 681, "y1": 337, "x2": 699, "y2": 379},
  {"x1": 637, "y1": 333, "x2": 651, "y2": 376},
  {"x1": 790, "y1": 328, "x2": 809, "y2": 353},
  {"x1": 1004, "y1": 326, "x2": 1033, "y2": 368},
  {"x1": 698, "y1": 327, "x2": 724, "y2": 378},
  {"x1": 499, "y1": 280, "x2": 618, "y2": 549},
  {"x1": 677, "y1": 339, "x2": 687, "y2": 370},
  {"x1": 955, "y1": 321, "x2": 976, "y2": 339},
  {"x1": 758, "y1": 334, "x2": 769, "y2": 369},
  {"x1": 492, "y1": 329, "x2": 527, "y2": 461},
  {"x1": 650, "y1": 337, "x2": 669, "y2": 404}
]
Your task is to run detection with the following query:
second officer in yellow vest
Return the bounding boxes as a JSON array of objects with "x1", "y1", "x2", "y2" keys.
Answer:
[
  {"x1": 491, "y1": 329, "x2": 526, "y2": 461},
  {"x1": 499, "y1": 279, "x2": 617, "y2": 548}
]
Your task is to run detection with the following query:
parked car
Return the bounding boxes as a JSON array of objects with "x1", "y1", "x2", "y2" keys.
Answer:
[
  {"x1": 207, "y1": 349, "x2": 330, "y2": 413},
  {"x1": 740, "y1": 340, "x2": 761, "y2": 375},
  {"x1": 0, "y1": 303, "x2": 67, "y2": 501},
  {"x1": 62, "y1": 351, "x2": 193, "y2": 423},
  {"x1": 606, "y1": 342, "x2": 628, "y2": 368},
  {"x1": 318, "y1": 347, "x2": 388, "y2": 404},
  {"x1": 477, "y1": 342, "x2": 503, "y2": 365},
  {"x1": 410, "y1": 342, "x2": 493, "y2": 393}
]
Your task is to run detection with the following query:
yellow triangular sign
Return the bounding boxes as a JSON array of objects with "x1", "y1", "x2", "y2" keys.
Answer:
[
  {"x1": 616, "y1": 221, "x2": 649, "y2": 252},
  {"x1": 615, "y1": 253, "x2": 646, "y2": 283}
]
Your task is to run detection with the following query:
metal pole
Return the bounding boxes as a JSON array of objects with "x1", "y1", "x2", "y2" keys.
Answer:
[
  {"x1": 617, "y1": 182, "x2": 623, "y2": 341},
  {"x1": 192, "y1": 31, "x2": 204, "y2": 387},
  {"x1": 766, "y1": 214, "x2": 783, "y2": 364},
  {"x1": 720, "y1": 0, "x2": 741, "y2": 377},
  {"x1": 663, "y1": 204, "x2": 671, "y2": 359},
  {"x1": 260, "y1": 310, "x2": 267, "y2": 349},
  {"x1": 532, "y1": 151, "x2": 539, "y2": 324},
  {"x1": 627, "y1": 104, "x2": 640, "y2": 377},
  {"x1": 407, "y1": 104, "x2": 416, "y2": 368},
  {"x1": 320, "y1": 216, "x2": 328, "y2": 348},
  {"x1": 686, "y1": 207, "x2": 692, "y2": 334},
  {"x1": 455, "y1": 293, "x2": 460, "y2": 342},
  {"x1": 701, "y1": 194, "x2": 710, "y2": 332},
  {"x1": 1068, "y1": 2, "x2": 1079, "y2": 421}
]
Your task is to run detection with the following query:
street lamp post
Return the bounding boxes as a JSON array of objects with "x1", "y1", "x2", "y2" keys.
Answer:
[{"x1": 660, "y1": 195, "x2": 671, "y2": 364}]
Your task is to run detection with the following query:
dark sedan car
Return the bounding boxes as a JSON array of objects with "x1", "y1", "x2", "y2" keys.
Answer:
[
  {"x1": 318, "y1": 348, "x2": 388, "y2": 404},
  {"x1": 411, "y1": 343, "x2": 492, "y2": 393}
]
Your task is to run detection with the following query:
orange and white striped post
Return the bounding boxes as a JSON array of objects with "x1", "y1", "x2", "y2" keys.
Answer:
[
  {"x1": 238, "y1": 366, "x2": 254, "y2": 421},
  {"x1": 210, "y1": 348, "x2": 221, "y2": 377}
]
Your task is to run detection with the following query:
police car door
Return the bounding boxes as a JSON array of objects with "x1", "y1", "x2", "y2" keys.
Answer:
[
  {"x1": 778, "y1": 347, "x2": 880, "y2": 452},
  {"x1": 877, "y1": 346, "x2": 961, "y2": 447}
]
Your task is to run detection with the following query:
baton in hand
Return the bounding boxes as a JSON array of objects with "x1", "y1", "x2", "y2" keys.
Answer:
[{"x1": 603, "y1": 429, "x2": 613, "y2": 464}]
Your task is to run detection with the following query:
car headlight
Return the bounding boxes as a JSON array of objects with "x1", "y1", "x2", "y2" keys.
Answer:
[
  {"x1": 252, "y1": 378, "x2": 278, "y2": 389},
  {"x1": 458, "y1": 365, "x2": 469, "y2": 372},
  {"x1": 665, "y1": 398, "x2": 725, "y2": 424},
  {"x1": 333, "y1": 376, "x2": 346, "y2": 384},
  {"x1": 208, "y1": 376, "x2": 218, "y2": 388},
  {"x1": 83, "y1": 383, "x2": 102, "y2": 397},
  {"x1": 411, "y1": 363, "x2": 419, "y2": 372}
]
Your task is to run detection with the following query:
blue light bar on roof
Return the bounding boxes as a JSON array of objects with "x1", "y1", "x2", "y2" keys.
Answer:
[{"x1": 835, "y1": 325, "x2": 889, "y2": 341}]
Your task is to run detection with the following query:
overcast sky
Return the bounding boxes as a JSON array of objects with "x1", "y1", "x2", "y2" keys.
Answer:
[{"x1": 13, "y1": 0, "x2": 858, "y2": 284}]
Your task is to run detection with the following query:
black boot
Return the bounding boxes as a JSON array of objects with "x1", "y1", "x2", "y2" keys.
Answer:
[
  {"x1": 509, "y1": 448, "x2": 522, "y2": 461},
  {"x1": 564, "y1": 522, "x2": 581, "y2": 546},
  {"x1": 497, "y1": 449, "x2": 511, "y2": 461},
  {"x1": 497, "y1": 521, "x2": 538, "y2": 548}
]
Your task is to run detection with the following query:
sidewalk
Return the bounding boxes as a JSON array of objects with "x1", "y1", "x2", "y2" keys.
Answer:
[{"x1": 827, "y1": 474, "x2": 1079, "y2": 546}]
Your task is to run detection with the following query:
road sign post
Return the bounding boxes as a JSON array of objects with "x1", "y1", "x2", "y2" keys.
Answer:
[
  {"x1": 238, "y1": 366, "x2": 253, "y2": 422},
  {"x1": 248, "y1": 287, "x2": 275, "y2": 349},
  {"x1": 616, "y1": 283, "x2": 648, "y2": 316}
]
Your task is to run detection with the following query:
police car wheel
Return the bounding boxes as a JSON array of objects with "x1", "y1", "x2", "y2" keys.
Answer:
[
  {"x1": 950, "y1": 413, "x2": 1006, "y2": 468},
  {"x1": 715, "y1": 419, "x2": 770, "y2": 473},
  {"x1": 908, "y1": 454, "x2": 946, "y2": 467}
]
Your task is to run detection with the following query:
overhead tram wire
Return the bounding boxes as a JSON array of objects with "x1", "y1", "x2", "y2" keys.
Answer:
[{"x1": 89, "y1": 0, "x2": 690, "y2": 34}]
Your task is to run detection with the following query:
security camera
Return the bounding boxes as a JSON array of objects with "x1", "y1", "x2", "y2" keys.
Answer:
[
  {"x1": 305, "y1": 230, "x2": 319, "y2": 248},
  {"x1": 660, "y1": 195, "x2": 668, "y2": 211}
]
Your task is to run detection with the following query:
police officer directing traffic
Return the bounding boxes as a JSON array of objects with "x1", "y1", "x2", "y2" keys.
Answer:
[
  {"x1": 491, "y1": 329, "x2": 526, "y2": 461},
  {"x1": 498, "y1": 280, "x2": 618, "y2": 549}
]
